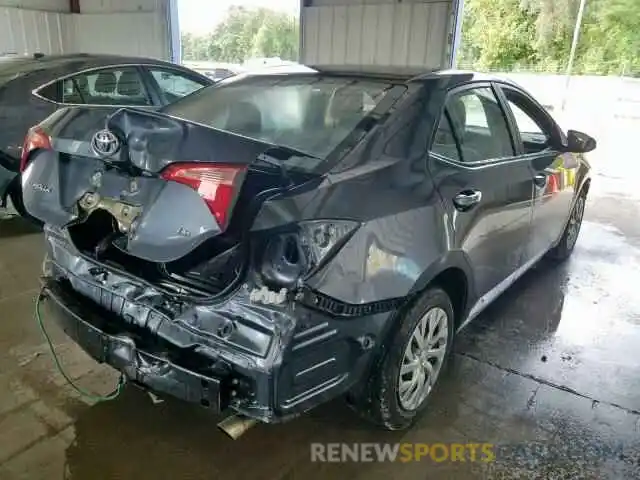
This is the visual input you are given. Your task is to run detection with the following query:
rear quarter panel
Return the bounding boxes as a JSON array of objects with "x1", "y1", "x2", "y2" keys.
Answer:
[{"x1": 259, "y1": 85, "x2": 474, "y2": 307}]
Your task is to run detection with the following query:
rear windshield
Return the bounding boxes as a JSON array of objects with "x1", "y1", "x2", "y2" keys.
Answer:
[{"x1": 163, "y1": 75, "x2": 397, "y2": 160}]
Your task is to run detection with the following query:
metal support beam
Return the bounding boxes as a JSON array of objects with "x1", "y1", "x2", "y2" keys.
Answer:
[
  {"x1": 450, "y1": 0, "x2": 465, "y2": 68},
  {"x1": 562, "y1": 0, "x2": 587, "y2": 111},
  {"x1": 167, "y1": 0, "x2": 181, "y2": 64}
]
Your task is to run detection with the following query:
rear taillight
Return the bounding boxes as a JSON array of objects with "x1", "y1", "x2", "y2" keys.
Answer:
[
  {"x1": 161, "y1": 163, "x2": 246, "y2": 229},
  {"x1": 20, "y1": 126, "x2": 52, "y2": 172}
]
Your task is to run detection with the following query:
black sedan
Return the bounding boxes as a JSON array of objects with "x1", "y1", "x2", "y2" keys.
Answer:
[{"x1": 0, "y1": 53, "x2": 212, "y2": 217}]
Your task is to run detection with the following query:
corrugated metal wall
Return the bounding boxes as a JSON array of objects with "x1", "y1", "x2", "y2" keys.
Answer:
[
  {"x1": 70, "y1": 12, "x2": 168, "y2": 59},
  {"x1": 0, "y1": 7, "x2": 68, "y2": 55},
  {"x1": 0, "y1": 0, "x2": 68, "y2": 11},
  {"x1": 80, "y1": 0, "x2": 163, "y2": 13},
  {"x1": 300, "y1": 0, "x2": 456, "y2": 71},
  {"x1": 0, "y1": 0, "x2": 170, "y2": 59}
]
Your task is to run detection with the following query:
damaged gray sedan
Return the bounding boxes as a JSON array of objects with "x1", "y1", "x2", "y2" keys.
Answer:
[{"x1": 21, "y1": 67, "x2": 594, "y2": 431}]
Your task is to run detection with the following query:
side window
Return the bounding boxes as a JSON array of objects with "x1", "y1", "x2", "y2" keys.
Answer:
[
  {"x1": 503, "y1": 89, "x2": 552, "y2": 154},
  {"x1": 62, "y1": 67, "x2": 151, "y2": 106},
  {"x1": 432, "y1": 113, "x2": 461, "y2": 162},
  {"x1": 431, "y1": 87, "x2": 513, "y2": 163},
  {"x1": 149, "y1": 68, "x2": 207, "y2": 103},
  {"x1": 37, "y1": 82, "x2": 60, "y2": 102}
]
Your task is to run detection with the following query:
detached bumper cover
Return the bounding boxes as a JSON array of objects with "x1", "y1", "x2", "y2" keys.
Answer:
[{"x1": 42, "y1": 281, "x2": 222, "y2": 411}]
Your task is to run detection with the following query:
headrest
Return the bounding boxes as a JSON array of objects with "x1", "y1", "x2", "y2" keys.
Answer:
[
  {"x1": 94, "y1": 71, "x2": 117, "y2": 94},
  {"x1": 117, "y1": 70, "x2": 142, "y2": 96}
]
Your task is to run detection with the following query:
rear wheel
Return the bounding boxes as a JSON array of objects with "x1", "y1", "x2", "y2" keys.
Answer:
[
  {"x1": 362, "y1": 287, "x2": 454, "y2": 430},
  {"x1": 547, "y1": 192, "x2": 586, "y2": 261}
]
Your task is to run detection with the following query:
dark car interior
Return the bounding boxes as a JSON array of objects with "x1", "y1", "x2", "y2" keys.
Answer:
[
  {"x1": 433, "y1": 90, "x2": 518, "y2": 162},
  {"x1": 59, "y1": 69, "x2": 150, "y2": 106}
]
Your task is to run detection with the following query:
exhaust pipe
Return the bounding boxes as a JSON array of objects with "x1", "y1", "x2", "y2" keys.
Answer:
[{"x1": 217, "y1": 414, "x2": 258, "y2": 440}]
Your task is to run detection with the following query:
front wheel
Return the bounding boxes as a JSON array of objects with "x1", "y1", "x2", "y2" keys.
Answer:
[
  {"x1": 547, "y1": 193, "x2": 586, "y2": 261},
  {"x1": 362, "y1": 287, "x2": 454, "y2": 430}
]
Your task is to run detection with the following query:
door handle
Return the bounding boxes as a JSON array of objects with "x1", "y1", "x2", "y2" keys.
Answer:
[
  {"x1": 533, "y1": 173, "x2": 547, "y2": 187},
  {"x1": 453, "y1": 190, "x2": 482, "y2": 211}
]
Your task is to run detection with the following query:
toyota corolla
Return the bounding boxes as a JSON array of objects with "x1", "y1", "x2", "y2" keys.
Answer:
[{"x1": 20, "y1": 67, "x2": 594, "y2": 431}]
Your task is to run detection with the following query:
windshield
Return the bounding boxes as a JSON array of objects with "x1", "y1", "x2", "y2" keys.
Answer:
[{"x1": 163, "y1": 75, "x2": 396, "y2": 160}]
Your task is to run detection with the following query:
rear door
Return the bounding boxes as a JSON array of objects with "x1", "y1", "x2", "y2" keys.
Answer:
[
  {"x1": 496, "y1": 84, "x2": 578, "y2": 261},
  {"x1": 428, "y1": 83, "x2": 535, "y2": 302}
]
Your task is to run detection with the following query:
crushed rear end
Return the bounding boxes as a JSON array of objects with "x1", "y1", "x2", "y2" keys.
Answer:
[{"x1": 23, "y1": 105, "x2": 396, "y2": 422}]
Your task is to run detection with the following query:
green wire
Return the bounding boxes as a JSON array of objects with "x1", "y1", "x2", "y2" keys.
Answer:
[{"x1": 35, "y1": 293, "x2": 126, "y2": 402}]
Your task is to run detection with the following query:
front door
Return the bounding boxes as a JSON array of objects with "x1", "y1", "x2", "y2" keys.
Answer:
[
  {"x1": 428, "y1": 84, "x2": 535, "y2": 301},
  {"x1": 497, "y1": 85, "x2": 578, "y2": 261}
]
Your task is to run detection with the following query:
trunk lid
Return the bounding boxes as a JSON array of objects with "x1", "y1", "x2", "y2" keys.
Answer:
[{"x1": 22, "y1": 107, "x2": 307, "y2": 264}]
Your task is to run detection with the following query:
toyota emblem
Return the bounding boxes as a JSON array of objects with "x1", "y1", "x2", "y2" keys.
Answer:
[{"x1": 91, "y1": 129, "x2": 120, "y2": 157}]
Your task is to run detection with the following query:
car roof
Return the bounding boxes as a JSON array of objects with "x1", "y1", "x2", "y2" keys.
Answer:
[
  {"x1": 414, "y1": 69, "x2": 521, "y2": 86},
  {"x1": 0, "y1": 53, "x2": 208, "y2": 89},
  {"x1": 0, "y1": 53, "x2": 182, "y2": 72},
  {"x1": 237, "y1": 64, "x2": 522, "y2": 88}
]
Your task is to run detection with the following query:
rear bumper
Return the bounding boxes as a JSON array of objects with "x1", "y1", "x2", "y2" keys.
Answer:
[
  {"x1": 42, "y1": 282, "x2": 222, "y2": 410},
  {"x1": 42, "y1": 229, "x2": 394, "y2": 423}
]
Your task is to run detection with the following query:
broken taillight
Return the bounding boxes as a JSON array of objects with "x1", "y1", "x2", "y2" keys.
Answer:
[
  {"x1": 20, "y1": 126, "x2": 52, "y2": 172},
  {"x1": 260, "y1": 220, "x2": 360, "y2": 289},
  {"x1": 160, "y1": 163, "x2": 247, "y2": 229}
]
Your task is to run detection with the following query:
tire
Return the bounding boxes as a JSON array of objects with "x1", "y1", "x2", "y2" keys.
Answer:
[
  {"x1": 9, "y1": 178, "x2": 43, "y2": 228},
  {"x1": 547, "y1": 192, "x2": 586, "y2": 261},
  {"x1": 362, "y1": 287, "x2": 455, "y2": 430}
]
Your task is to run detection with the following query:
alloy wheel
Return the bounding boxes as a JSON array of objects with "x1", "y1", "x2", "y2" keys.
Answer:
[
  {"x1": 566, "y1": 196, "x2": 585, "y2": 250},
  {"x1": 397, "y1": 307, "x2": 449, "y2": 411}
]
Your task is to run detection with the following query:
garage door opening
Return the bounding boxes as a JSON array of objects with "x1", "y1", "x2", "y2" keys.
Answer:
[{"x1": 177, "y1": 0, "x2": 300, "y2": 79}]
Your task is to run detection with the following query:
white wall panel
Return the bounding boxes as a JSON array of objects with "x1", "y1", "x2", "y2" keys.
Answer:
[
  {"x1": 0, "y1": 1, "x2": 170, "y2": 60},
  {"x1": 0, "y1": 7, "x2": 67, "y2": 55},
  {"x1": 0, "y1": 0, "x2": 68, "y2": 12},
  {"x1": 79, "y1": 0, "x2": 162, "y2": 13},
  {"x1": 69, "y1": 12, "x2": 168, "y2": 58},
  {"x1": 301, "y1": 0, "x2": 456, "y2": 71}
]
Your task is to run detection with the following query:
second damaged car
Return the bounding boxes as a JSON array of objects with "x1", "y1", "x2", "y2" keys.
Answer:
[{"x1": 22, "y1": 68, "x2": 594, "y2": 431}]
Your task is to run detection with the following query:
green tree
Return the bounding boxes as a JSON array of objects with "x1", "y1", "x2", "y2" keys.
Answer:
[
  {"x1": 252, "y1": 13, "x2": 299, "y2": 60},
  {"x1": 180, "y1": 7, "x2": 299, "y2": 64},
  {"x1": 459, "y1": 0, "x2": 538, "y2": 70},
  {"x1": 460, "y1": 0, "x2": 640, "y2": 75}
]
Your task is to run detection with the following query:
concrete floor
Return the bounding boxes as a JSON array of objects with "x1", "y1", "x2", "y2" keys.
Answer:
[{"x1": 0, "y1": 173, "x2": 639, "y2": 480}]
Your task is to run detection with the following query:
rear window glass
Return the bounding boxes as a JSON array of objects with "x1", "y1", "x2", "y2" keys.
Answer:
[{"x1": 163, "y1": 76, "x2": 396, "y2": 162}]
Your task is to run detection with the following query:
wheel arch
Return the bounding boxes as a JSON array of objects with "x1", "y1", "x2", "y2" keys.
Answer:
[{"x1": 407, "y1": 251, "x2": 476, "y2": 329}]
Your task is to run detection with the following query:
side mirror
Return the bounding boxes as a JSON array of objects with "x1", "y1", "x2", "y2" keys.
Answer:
[{"x1": 562, "y1": 129, "x2": 597, "y2": 154}]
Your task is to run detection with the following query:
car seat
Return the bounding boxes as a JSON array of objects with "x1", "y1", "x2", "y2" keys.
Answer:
[
  {"x1": 93, "y1": 71, "x2": 117, "y2": 103},
  {"x1": 117, "y1": 70, "x2": 146, "y2": 105}
]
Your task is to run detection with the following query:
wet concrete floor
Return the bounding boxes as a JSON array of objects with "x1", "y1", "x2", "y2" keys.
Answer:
[{"x1": 0, "y1": 175, "x2": 638, "y2": 480}]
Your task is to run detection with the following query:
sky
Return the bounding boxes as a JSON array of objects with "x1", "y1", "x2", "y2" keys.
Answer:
[{"x1": 178, "y1": 0, "x2": 299, "y2": 34}]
